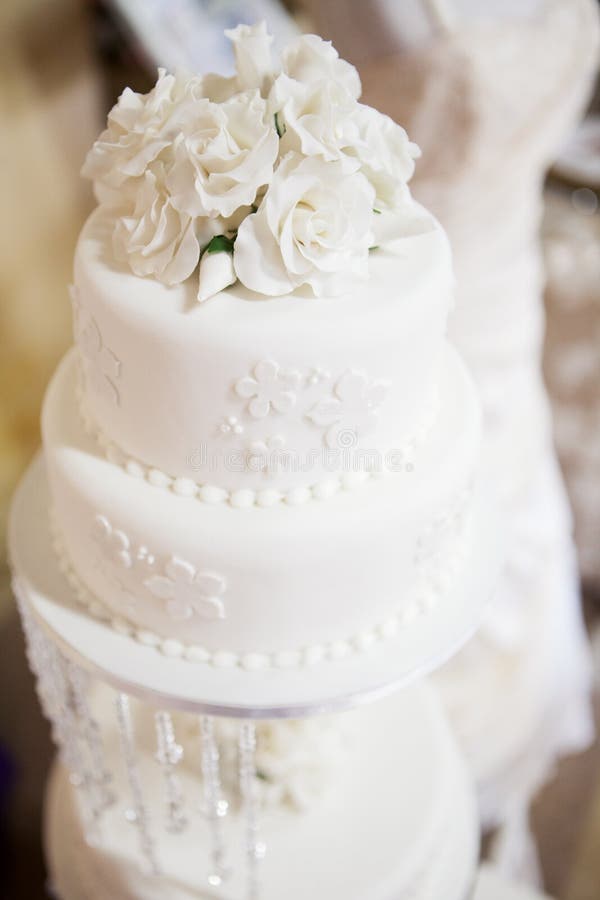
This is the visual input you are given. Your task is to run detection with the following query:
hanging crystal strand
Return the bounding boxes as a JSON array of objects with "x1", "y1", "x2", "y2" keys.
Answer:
[
  {"x1": 154, "y1": 710, "x2": 187, "y2": 834},
  {"x1": 115, "y1": 692, "x2": 159, "y2": 876},
  {"x1": 16, "y1": 596, "x2": 101, "y2": 841},
  {"x1": 199, "y1": 715, "x2": 230, "y2": 887},
  {"x1": 68, "y1": 662, "x2": 115, "y2": 813},
  {"x1": 238, "y1": 722, "x2": 265, "y2": 900},
  {"x1": 52, "y1": 652, "x2": 106, "y2": 845},
  {"x1": 17, "y1": 595, "x2": 65, "y2": 731}
]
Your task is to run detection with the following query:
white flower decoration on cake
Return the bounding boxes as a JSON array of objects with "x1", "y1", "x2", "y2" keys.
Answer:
[
  {"x1": 113, "y1": 164, "x2": 202, "y2": 286},
  {"x1": 308, "y1": 371, "x2": 389, "y2": 449},
  {"x1": 201, "y1": 21, "x2": 275, "y2": 101},
  {"x1": 92, "y1": 514, "x2": 133, "y2": 569},
  {"x1": 81, "y1": 68, "x2": 191, "y2": 195},
  {"x1": 271, "y1": 75, "x2": 359, "y2": 167},
  {"x1": 234, "y1": 153, "x2": 374, "y2": 297},
  {"x1": 71, "y1": 287, "x2": 121, "y2": 406},
  {"x1": 281, "y1": 34, "x2": 361, "y2": 98},
  {"x1": 235, "y1": 360, "x2": 300, "y2": 418},
  {"x1": 246, "y1": 435, "x2": 287, "y2": 476},
  {"x1": 82, "y1": 24, "x2": 424, "y2": 302},
  {"x1": 144, "y1": 558, "x2": 226, "y2": 622},
  {"x1": 166, "y1": 90, "x2": 278, "y2": 220},
  {"x1": 347, "y1": 105, "x2": 420, "y2": 212},
  {"x1": 197, "y1": 246, "x2": 236, "y2": 303}
]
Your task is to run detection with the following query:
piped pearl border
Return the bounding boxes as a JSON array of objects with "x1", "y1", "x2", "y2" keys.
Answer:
[
  {"x1": 48, "y1": 511, "x2": 470, "y2": 671},
  {"x1": 76, "y1": 378, "x2": 439, "y2": 510}
]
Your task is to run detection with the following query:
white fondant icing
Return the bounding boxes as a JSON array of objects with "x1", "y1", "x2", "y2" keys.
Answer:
[
  {"x1": 77, "y1": 366, "x2": 439, "y2": 508},
  {"x1": 71, "y1": 286, "x2": 121, "y2": 407},
  {"x1": 144, "y1": 559, "x2": 226, "y2": 622},
  {"x1": 235, "y1": 360, "x2": 301, "y2": 418},
  {"x1": 307, "y1": 369, "x2": 389, "y2": 449},
  {"x1": 49, "y1": 510, "x2": 472, "y2": 670},
  {"x1": 43, "y1": 346, "x2": 479, "y2": 663},
  {"x1": 72, "y1": 204, "x2": 451, "y2": 493}
]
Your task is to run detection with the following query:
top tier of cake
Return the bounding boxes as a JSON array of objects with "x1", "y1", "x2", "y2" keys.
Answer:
[
  {"x1": 73, "y1": 206, "x2": 451, "y2": 499},
  {"x1": 72, "y1": 25, "x2": 456, "y2": 502}
]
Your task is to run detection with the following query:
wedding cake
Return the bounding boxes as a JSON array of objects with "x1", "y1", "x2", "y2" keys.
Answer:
[
  {"x1": 10, "y1": 23, "x2": 493, "y2": 900},
  {"x1": 42, "y1": 23, "x2": 481, "y2": 669}
]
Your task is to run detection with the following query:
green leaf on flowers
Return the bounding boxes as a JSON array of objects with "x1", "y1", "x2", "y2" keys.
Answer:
[
  {"x1": 274, "y1": 112, "x2": 286, "y2": 138},
  {"x1": 204, "y1": 235, "x2": 235, "y2": 256}
]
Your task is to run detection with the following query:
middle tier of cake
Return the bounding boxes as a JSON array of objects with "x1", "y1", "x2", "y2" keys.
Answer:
[{"x1": 43, "y1": 343, "x2": 480, "y2": 667}]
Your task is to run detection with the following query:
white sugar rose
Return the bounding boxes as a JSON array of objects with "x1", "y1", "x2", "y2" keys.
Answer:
[
  {"x1": 234, "y1": 152, "x2": 375, "y2": 297},
  {"x1": 202, "y1": 22, "x2": 275, "y2": 101},
  {"x1": 197, "y1": 238, "x2": 236, "y2": 303},
  {"x1": 166, "y1": 90, "x2": 279, "y2": 220},
  {"x1": 226, "y1": 21, "x2": 274, "y2": 95},
  {"x1": 270, "y1": 74, "x2": 360, "y2": 169},
  {"x1": 348, "y1": 104, "x2": 421, "y2": 211},
  {"x1": 281, "y1": 34, "x2": 361, "y2": 99},
  {"x1": 269, "y1": 84, "x2": 419, "y2": 213},
  {"x1": 82, "y1": 69, "x2": 192, "y2": 197},
  {"x1": 113, "y1": 164, "x2": 202, "y2": 285}
]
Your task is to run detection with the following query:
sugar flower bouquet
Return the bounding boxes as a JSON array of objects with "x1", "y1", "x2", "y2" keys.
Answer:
[{"x1": 83, "y1": 23, "x2": 424, "y2": 302}]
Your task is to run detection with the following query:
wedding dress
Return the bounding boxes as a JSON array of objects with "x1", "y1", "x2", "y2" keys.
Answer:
[{"x1": 333, "y1": 0, "x2": 600, "y2": 879}]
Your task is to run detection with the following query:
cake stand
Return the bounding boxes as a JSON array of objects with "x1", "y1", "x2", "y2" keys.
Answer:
[{"x1": 10, "y1": 455, "x2": 503, "y2": 898}]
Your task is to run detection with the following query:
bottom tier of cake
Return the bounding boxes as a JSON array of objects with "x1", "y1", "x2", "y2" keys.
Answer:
[{"x1": 44, "y1": 684, "x2": 479, "y2": 900}]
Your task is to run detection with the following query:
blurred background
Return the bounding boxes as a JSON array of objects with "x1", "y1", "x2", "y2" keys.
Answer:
[{"x1": 0, "y1": 0, "x2": 599, "y2": 897}]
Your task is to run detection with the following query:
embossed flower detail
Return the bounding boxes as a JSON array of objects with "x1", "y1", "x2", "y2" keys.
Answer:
[
  {"x1": 307, "y1": 371, "x2": 389, "y2": 449},
  {"x1": 92, "y1": 514, "x2": 133, "y2": 569},
  {"x1": 144, "y1": 557, "x2": 226, "y2": 622},
  {"x1": 235, "y1": 360, "x2": 300, "y2": 418},
  {"x1": 71, "y1": 286, "x2": 121, "y2": 406},
  {"x1": 246, "y1": 435, "x2": 286, "y2": 475}
]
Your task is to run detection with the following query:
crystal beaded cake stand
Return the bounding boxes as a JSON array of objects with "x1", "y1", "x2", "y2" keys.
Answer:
[
  {"x1": 10, "y1": 455, "x2": 502, "y2": 899},
  {"x1": 10, "y1": 455, "x2": 502, "y2": 719}
]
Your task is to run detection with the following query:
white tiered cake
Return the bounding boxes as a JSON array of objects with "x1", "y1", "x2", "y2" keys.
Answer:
[
  {"x1": 9, "y1": 24, "x2": 497, "y2": 900},
  {"x1": 41, "y1": 25, "x2": 481, "y2": 670}
]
